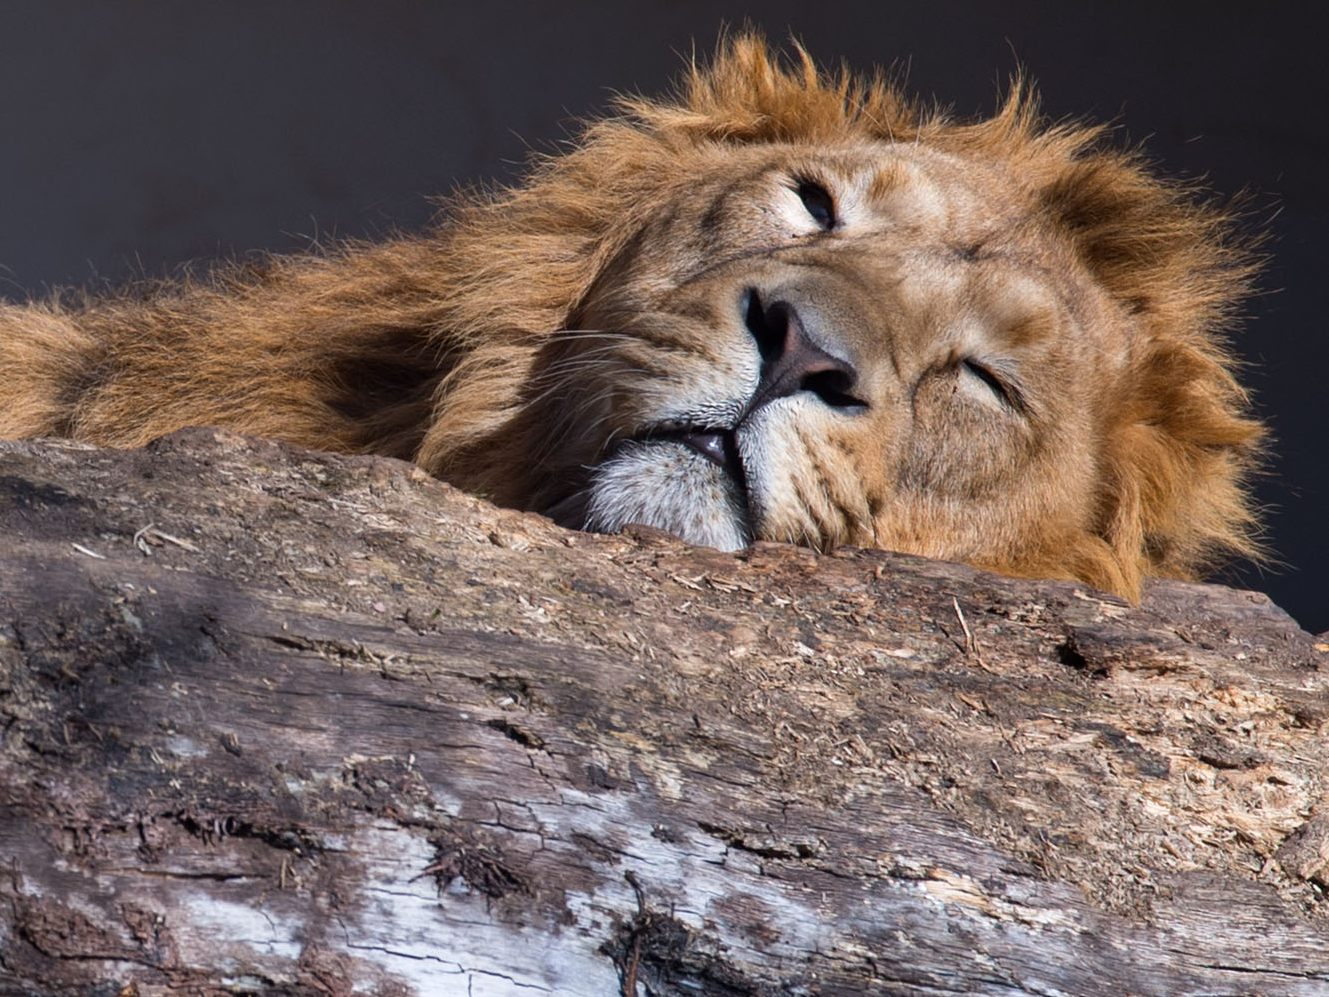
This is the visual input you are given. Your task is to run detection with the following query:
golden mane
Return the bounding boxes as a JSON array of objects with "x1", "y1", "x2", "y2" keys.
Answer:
[
  {"x1": 0, "y1": 36, "x2": 1263, "y2": 597},
  {"x1": 423, "y1": 37, "x2": 1263, "y2": 590}
]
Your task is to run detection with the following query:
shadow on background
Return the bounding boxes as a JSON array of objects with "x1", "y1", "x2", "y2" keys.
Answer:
[{"x1": 2, "y1": 2, "x2": 1322, "y2": 631}]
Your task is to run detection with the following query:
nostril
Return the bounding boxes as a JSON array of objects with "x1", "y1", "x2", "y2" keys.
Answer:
[
  {"x1": 742, "y1": 287, "x2": 762, "y2": 331},
  {"x1": 802, "y1": 368, "x2": 863, "y2": 410},
  {"x1": 742, "y1": 288, "x2": 786, "y2": 364}
]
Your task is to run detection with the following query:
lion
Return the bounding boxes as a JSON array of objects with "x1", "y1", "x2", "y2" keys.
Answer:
[{"x1": 0, "y1": 37, "x2": 1263, "y2": 599}]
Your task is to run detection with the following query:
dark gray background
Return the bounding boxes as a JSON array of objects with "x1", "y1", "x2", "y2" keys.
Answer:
[{"x1": 2, "y1": 2, "x2": 1323, "y2": 631}]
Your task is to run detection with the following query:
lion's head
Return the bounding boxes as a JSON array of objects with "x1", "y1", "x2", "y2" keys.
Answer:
[{"x1": 415, "y1": 37, "x2": 1261, "y2": 598}]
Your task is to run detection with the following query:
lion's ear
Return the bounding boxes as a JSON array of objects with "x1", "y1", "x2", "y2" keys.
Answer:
[{"x1": 1037, "y1": 150, "x2": 1254, "y2": 341}]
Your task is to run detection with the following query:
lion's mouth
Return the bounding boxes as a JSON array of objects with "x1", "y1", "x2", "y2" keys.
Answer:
[
  {"x1": 542, "y1": 424, "x2": 753, "y2": 547},
  {"x1": 638, "y1": 426, "x2": 748, "y2": 492}
]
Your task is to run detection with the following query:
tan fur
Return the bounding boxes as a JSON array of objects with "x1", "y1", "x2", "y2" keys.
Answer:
[{"x1": 0, "y1": 37, "x2": 1263, "y2": 598}]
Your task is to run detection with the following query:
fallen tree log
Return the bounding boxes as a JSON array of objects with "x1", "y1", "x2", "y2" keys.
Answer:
[{"x1": 0, "y1": 427, "x2": 1326, "y2": 996}]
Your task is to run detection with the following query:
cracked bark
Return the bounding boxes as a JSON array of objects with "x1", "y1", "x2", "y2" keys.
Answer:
[{"x1": 1, "y1": 428, "x2": 1327, "y2": 996}]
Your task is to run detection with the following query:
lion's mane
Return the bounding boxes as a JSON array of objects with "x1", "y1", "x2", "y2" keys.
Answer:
[{"x1": 0, "y1": 37, "x2": 1263, "y2": 598}]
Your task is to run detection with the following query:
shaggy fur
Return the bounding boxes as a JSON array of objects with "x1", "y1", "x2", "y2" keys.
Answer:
[{"x1": 0, "y1": 38, "x2": 1262, "y2": 598}]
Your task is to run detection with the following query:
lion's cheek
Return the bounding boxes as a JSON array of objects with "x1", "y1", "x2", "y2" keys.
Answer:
[
  {"x1": 737, "y1": 406, "x2": 880, "y2": 550},
  {"x1": 583, "y1": 441, "x2": 751, "y2": 551}
]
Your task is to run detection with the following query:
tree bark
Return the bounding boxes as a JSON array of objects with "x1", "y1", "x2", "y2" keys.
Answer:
[{"x1": 1, "y1": 428, "x2": 1326, "y2": 996}]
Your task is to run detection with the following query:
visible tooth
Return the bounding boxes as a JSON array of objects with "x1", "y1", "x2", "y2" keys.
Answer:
[{"x1": 689, "y1": 432, "x2": 728, "y2": 464}]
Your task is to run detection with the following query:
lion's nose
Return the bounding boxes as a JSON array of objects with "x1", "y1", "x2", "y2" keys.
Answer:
[{"x1": 742, "y1": 289, "x2": 865, "y2": 411}]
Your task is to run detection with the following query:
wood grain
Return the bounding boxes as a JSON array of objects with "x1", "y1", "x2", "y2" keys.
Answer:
[{"x1": 1, "y1": 428, "x2": 1326, "y2": 995}]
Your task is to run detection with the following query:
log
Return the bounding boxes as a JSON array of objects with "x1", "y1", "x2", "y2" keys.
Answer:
[{"x1": 1, "y1": 427, "x2": 1326, "y2": 996}]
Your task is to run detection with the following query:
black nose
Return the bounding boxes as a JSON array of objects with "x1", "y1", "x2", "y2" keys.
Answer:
[{"x1": 743, "y1": 289, "x2": 864, "y2": 411}]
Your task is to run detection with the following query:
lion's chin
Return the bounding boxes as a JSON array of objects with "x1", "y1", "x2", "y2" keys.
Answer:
[{"x1": 579, "y1": 440, "x2": 751, "y2": 551}]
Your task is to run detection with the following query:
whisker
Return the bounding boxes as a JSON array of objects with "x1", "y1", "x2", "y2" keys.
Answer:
[{"x1": 547, "y1": 329, "x2": 636, "y2": 344}]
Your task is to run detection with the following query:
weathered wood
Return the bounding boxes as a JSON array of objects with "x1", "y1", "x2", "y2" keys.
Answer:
[{"x1": 0, "y1": 428, "x2": 1326, "y2": 995}]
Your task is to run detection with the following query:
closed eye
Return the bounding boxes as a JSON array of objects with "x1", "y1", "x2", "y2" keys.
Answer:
[
  {"x1": 959, "y1": 359, "x2": 1024, "y2": 413},
  {"x1": 793, "y1": 178, "x2": 836, "y2": 230}
]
